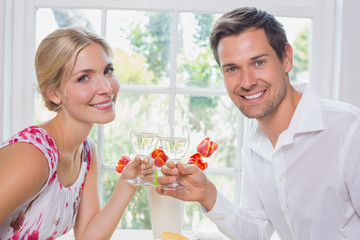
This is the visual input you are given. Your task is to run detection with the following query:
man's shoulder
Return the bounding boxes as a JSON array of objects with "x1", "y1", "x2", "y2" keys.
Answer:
[
  {"x1": 321, "y1": 98, "x2": 360, "y2": 118},
  {"x1": 320, "y1": 99, "x2": 360, "y2": 133}
]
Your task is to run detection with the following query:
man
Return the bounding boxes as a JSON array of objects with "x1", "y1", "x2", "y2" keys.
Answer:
[{"x1": 156, "y1": 7, "x2": 360, "y2": 240}]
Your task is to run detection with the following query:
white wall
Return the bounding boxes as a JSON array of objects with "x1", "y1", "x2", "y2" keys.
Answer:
[{"x1": 337, "y1": 0, "x2": 360, "y2": 107}]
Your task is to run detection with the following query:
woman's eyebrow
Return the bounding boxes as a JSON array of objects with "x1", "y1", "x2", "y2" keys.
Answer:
[{"x1": 71, "y1": 69, "x2": 95, "y2": 78}]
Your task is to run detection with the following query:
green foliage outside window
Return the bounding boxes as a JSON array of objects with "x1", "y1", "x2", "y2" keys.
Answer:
[{"x1": 290, "y1": 24, "x2": 310, "y2": 82}]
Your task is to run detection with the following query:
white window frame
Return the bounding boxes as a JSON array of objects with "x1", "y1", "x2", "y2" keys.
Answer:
[
  {"x1": 2, "y1": 0, "x2": 338, "y2": 207},
  {"x1": 0, "y1": 0, "x2": 5, "y2": 142}
]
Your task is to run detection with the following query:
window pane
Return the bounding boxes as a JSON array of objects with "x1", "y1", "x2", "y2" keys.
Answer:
[
  {"x1": 34, "y1": 91, "x2": 55, "y2": 124},
  {"x1": 36, "y1": 8, "x2": 101, "y2": 46},
  {"x1": 278, "y1": 17, "x2": 312, "y2": 83},
  {"x1": 176, "y1": 95, "x2": 238, "y2": 168},
  {"x1": 102, "y1": 171, "x2": 151, "y2": 229},
  {"x1": 183, "y1": 175, "x2": 235, "y2": 231},
  {"x1": 177, "y1": 13, "x2": 223, "y2": 89},
  {"x1": 103, "y1": 93, "x2": 168, "y2": 165},
  {"x1": 107, "y1": 10, "x2": 172, "y2": 86}
]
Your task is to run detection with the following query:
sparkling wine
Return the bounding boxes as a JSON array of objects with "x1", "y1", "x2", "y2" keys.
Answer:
[
  {"x1": 160, "y1": 137, "x2": 189, "y2": 162},
  {"x1": 131, "y1": 133, "x2": 159, "y2": 157}
]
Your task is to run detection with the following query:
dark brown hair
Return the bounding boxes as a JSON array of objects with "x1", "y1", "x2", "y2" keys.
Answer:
[{"x1": 210, "y1": 7, "x2": 288, "y2": 65}]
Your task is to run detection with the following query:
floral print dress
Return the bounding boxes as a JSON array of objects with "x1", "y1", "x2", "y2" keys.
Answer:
[{"x1": 0, "y1": 126, "x2": 92, "y2": 240}]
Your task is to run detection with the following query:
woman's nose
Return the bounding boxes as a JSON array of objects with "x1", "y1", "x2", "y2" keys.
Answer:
[{"x1": 97, "y1": 76, "x2": 113, "y2": 94}]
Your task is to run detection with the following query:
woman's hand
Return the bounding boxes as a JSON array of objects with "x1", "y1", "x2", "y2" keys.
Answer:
[{"x1": 120, "y1": 156, "x2": 155, "y2": 187}]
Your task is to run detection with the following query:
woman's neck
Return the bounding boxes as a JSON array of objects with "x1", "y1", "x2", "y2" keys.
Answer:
[{"x1": 39, "y1": 113, "x2": 93, "y2": 154}]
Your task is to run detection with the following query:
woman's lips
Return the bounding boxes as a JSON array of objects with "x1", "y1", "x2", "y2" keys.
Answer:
[{"x1": 90, "y1": 98, "x2": 114, "y2": 110}]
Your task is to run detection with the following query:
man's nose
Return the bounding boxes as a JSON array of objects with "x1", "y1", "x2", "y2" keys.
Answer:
[{"x1": 240, "y1": 68, "x2": 257, "y2": 89}]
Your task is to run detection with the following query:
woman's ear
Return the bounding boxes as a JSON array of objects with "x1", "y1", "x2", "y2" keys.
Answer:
[{"x1": 46, "y1": 87, "x2": 62, "y2": 106}]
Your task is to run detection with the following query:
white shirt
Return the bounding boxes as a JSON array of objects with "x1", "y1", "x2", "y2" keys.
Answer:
[{"x1": 205, "y1": 83, "x2": 360, "y2": 240}]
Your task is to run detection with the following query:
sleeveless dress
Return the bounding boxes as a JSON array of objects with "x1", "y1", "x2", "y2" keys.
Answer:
[{"x1": 0, "y1": 126, "x2": 92, "y2": 240}]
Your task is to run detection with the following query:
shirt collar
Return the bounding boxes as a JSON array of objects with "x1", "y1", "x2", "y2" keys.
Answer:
[
  {"x1": 288, "y1": 83, "x2": 324, "y2": 134},
  {"x1": 246, "y1": 83, "x2": 325, "y2": 156}
]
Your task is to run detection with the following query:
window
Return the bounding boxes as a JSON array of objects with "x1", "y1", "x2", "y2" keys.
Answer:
[
  {"x1": 3, "y1": 0, "x2": 336, "y2": 237},
  {"x1": 34, "y1": 6, "x2": 312, "y2": 232}
]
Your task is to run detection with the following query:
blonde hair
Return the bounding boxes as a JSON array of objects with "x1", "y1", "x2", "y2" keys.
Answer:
[{"x1": 35, "y1": 26, "x2": 113, "y2": 111}]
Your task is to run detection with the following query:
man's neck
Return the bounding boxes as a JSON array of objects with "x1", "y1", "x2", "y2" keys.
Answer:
[{"x1": 257, "y1": 86, "x2": 302, "y2": 148}]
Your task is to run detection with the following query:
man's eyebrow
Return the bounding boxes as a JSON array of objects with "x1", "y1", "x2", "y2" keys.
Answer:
[
  {"x1": 221, "y1": 63, "x2": 236, "y2": 69},
  {"x1": 221, "y1": 54, "x2": 270, "y2": 69},
  {"x1": 250, "y1": 54, "x2": 269, "y2": 61}
]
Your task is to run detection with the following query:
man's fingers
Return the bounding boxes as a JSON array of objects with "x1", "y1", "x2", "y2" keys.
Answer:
[
  {"x1": 161, "y1": 165, "x2": 178, "y2": 176},
  {"x1": 165, "y1": 160, "x2": 176, "y2": 168},
  {"x1": 156, "y1": 175, "x2": 177, "y2": 185},
  {"x1": 178, "y1": 162, "x2": 199, "y2": 175},
  {"x1": 155, "y1": 185, "x2": 181, "y2": 199}
]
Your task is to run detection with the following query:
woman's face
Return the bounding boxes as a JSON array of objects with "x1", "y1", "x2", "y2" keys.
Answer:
[{"x1": 56, "y1": 43, "x2": 120, "y2": 125}]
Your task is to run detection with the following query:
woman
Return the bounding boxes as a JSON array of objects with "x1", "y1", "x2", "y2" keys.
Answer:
[{"x1": 0, "y1": 27, "x2": 154, "y2": 239}]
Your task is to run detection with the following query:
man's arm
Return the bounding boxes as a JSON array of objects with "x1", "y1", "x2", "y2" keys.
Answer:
[{"x1": 156, "y1": 160, "x2": 274, "y2": 239}]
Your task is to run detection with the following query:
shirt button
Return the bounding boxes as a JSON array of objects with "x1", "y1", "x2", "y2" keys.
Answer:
[{"x1": 278, "y1": 173, "x2": 285, "y2": 181}]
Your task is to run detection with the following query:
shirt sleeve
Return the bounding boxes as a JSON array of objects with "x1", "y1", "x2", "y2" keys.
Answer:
[
  {"x1": 202, "y1": 147, "x2": 274, "y2": 240},
  {"x1": 203, "y1": 191, "x2": 264, "y2": 240},
  {"x1": 343, "y1": 119, "x2": 360, "y2": 215}
]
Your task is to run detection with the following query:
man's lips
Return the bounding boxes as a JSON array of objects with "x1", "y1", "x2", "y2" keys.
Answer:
[{"x1": 242, "y1": 90, "x2": 266, "y2": 100}]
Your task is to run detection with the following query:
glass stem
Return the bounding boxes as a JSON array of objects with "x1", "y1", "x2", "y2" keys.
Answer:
[{"x1": 137, "y1": 157, "x2": 143, "y2": 180}]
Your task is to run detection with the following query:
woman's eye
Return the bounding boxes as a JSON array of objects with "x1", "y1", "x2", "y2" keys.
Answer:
[
  {"x1": 104, "y1": 68, "x2": 114, "y2": 75},
  {"x1": 78, "y1": 75, "x2": 89, "y2": 83}
]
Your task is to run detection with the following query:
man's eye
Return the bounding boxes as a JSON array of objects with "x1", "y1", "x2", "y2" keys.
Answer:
[
  {"x1": 255, "y1": 60, "x2": 265, "y2": 67},
  {"x1": 226, "y1": 67, "x2": 237, "y2": 73},
  {"x1": 78, "y1": 75, "x2": 89, "y2": 83}
]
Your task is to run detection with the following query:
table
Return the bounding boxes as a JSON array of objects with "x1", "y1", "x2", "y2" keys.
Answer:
[{"x1": 57, "y1": 229, "x2": 230, "y2": 240}]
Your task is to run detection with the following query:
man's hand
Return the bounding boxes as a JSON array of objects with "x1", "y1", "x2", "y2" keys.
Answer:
[{"x1": 155, "y1": 160, "x2": 217, "y2": 211}]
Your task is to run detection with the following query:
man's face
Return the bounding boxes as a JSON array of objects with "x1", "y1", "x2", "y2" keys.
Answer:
[{"x1": 218, "y1": 28, "x2": 292, "y2": 120}]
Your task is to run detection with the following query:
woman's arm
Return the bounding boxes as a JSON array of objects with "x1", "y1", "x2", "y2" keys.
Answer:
[
  {"x1": 73, "y1": 139, "x2": 154, "y2": 240},
  {"x1": 0, "y1": 143, "x2": 49, "y2": 224}
]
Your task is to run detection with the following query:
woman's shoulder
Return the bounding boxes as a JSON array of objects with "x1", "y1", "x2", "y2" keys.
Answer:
[
  {"x1": 1, "y1": 126, "x2": 59, "y2": 173},
  {"x1": 0, "y1": 129, "x2": 51, "y2": 215},
  {"x1": 0, "y1": 141, "x2": 49, "y2": 180},
  {"x1": 3, "y1": 126, "x2": 57, "y2": 149}
]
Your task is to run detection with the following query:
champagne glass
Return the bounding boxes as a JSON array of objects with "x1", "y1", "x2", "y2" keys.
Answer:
[
  {"x1": 160, "y1": 123, "x2": 190, "y2": 190},
  {"x1": 125, "y1": 120, "x2": 159, "y2": 186}
]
